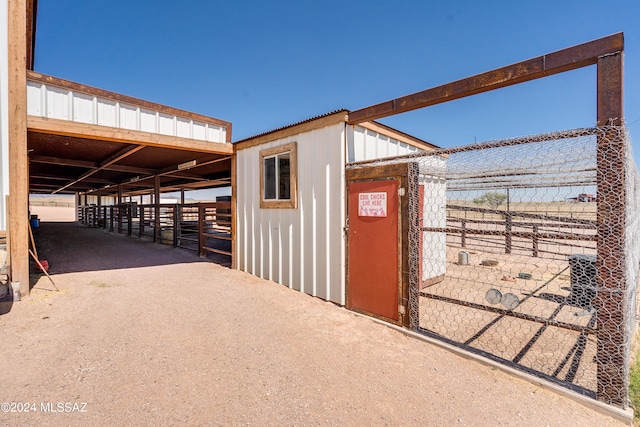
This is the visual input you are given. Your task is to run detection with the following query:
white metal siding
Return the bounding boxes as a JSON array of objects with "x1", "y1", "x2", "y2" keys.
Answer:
[
  {"x1": 346, "y1": 124, "x2": 421, "y2": 163},
  {"x1": 176, "y1": 117, "x2": 191, "y2": 138},
  {"x1": 345, "y1": 124, "x2": 448, "y2": 286},
  {"x1": 96, "y1": 98, "x2": 117, "y2": 127},
  {"x1": 26, "y1": 80, "x2": 229, "y2": 144},
  {"x1": 0, "y1": 0, "x2": 8, "y2": 229},
  {"x1": 72, "y1": 92, "x2": 94, "y2": 124},
  {"x1": 236, "y1": 122, "x2": 346, "y2": 304}
]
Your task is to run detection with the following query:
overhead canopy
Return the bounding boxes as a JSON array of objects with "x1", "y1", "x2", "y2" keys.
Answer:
[{"x1": 26, "y1": 71, "x2": 233, "y2": 198}]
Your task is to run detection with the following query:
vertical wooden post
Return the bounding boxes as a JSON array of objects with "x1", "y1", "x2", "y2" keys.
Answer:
[
  {"x1": 127, "y1": 204, "x2": 132, "y2": 236},
  {"x1": 154, "y1": 176, "x2": 160, "y2": 242},
  {"x1": 460, "y1": 219, "x2": 466, "y2": 248},
  {"x1": 8, "y1": 0, "x2": 29, "y2": 294},
  {"x1": 198, "y1": 204, "x2": 205, "y2": 257},
  {"x1": 97, "y1": 190, "x2": 102, "y2": 226},
  {"x1": 117, "y1": 184, "x2": 123, "y2": 234},
  {"x1": 139, "y1": 204, "x2": 144, "y2": 238},
  {"x1": 77, "y1": 195, "x2": 83, "y2": 224},
  {"x1": 504, "y1": 213, "x2": 512, "y2": 254},
  {"x1": 172, "y1": 204, "x2": 178, "y2": 247},
  {"x1": 75, "y1": 193, "x2": 80, "y2": 222},
  {"x1": 595, "y1": 49, "x2": 627, "y2": 407},
  {"x1": 5, "y1": 195, "x2": 11, "y2": 266},
  {"x1": 138, "y1": 195, "x2": 143, "y2": 237},
  {"x1": 231, "y1": 152, "x2": 237, "y2": 268}
]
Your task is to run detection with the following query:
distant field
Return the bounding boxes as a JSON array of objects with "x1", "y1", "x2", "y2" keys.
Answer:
[
  {"x1": 30, "y1": 206, "x2": 76, "y2": 222},
  {"x1": 30, "y1": 195, "x2": 75, "y2": 208},
  {"x1": 448, "y1": 201, "x2": 596, "y2": 221},
  {"x1": 30, "y1": 195, "x2": 76, "y2": 222}
]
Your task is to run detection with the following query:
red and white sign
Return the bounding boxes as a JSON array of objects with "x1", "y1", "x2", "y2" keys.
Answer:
[{"x1": 358, "y1": 192, "x2": 387, "y2": 217}]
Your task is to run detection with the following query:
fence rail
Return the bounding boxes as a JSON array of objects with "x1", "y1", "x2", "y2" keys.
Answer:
[
  {"x1": 440, "y1": 204, "x2": 597, "y2": 258},
  {"x1": 77, "y1": 202, "x2": 232, "y2": 260}
]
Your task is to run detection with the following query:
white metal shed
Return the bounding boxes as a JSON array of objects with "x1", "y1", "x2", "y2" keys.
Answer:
[{"x1": 234, "y1": 110, "x2": 444, "y2": 305}]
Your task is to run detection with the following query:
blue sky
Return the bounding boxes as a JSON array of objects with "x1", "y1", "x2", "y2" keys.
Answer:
[{"x1": 34, "y1": 0, "x2": 640, "y2": 164}]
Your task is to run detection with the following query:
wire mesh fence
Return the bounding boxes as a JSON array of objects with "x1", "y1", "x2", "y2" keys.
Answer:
[{"x1": 348, "y1": 126, "x2": 638, "y2": 408}]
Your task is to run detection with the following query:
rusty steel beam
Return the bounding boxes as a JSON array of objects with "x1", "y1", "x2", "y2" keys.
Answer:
[
  {"x1": 348, "y1": 33, "x2": 623, "y2": 124},
  {"x1": 595, "y1": 50, "x2": 626, "y2": 407}
]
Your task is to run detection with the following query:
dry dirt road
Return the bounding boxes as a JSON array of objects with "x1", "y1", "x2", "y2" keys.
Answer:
[{"x1": 0, "y1": 223, "x2": 629, "y2": 426}]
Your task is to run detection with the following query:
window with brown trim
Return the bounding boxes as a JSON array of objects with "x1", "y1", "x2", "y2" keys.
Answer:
[{"x1": 259, "y1": 142, "x2": 298, "y2": 208}]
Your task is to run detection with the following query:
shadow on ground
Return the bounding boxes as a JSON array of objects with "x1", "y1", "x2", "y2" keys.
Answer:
[
  {"x1": 30, "y1": 222, "x2": 219, "y2": 276},
  {"x1": 0, "y1": 295, "x2": 13, "y2": 315}
]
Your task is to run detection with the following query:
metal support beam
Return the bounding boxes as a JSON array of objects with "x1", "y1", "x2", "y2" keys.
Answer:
[
  {"x1": 348, "y1": 33, "x2": 624, "y2": 124},
  {"x1": 595, "y1": 50, "x2": 626, "y2": 407}
]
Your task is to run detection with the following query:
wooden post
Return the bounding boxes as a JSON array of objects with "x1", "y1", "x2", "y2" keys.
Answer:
[
  {"x1": 96, "y1": 190, "x2": 102, "y2": 226},
  {"x1": 172, "y1": 204, "x2": 178, "y2": 247},
  {"x1": 198, "y1": 204, "x2": 205, "y2": 257},
  {"x1": 5, "y1": 196, "x2": 11, "y2": 266},
  {"x1": 231, "y1": 152, "x2": 237, "y2": 268},
  {"x1": 139, "y1": 204, "x2": 145, "y2": 238},
  {"x1": 75, "y1": 193, "x2": 80, "y2": 222},
  {"x1": 127, "y1": 204, "x2": 132, "y2": 236},
  {"x1": 8, "y1": 0, "x2": 29, "y2": 294},
  {"x1": 154, "y1": 176, "x2": 160, "y2": 242},
  {"x1": 595, "y1": 50, "x2": 627, "y2": 407},
  {"x1": 461, "y1": 219, "x2": 466, "y2": 248},
  {"x1": 117, "y1": 184, "x2": 123, "y2": 234},
  {"x1": 505, "y1": 213, "x2": 512, "y2": 254},
  {"x1": 532, "y1": 225, "x2": 539, "y2": 258}
]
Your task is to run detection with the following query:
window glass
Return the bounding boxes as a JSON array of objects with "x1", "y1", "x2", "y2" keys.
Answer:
[
  {"x1": 278, "y1": 153, "x2": 290, "y2": 200},
  {"x1": 264, "y1": 156, "x2": 276, "y2": 199},
  {"x1": 259, "y1": 142, "x2": 297, "y2": 209}
]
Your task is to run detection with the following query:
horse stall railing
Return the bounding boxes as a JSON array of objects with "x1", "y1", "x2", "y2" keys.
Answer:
[
  {"x1": 175, "y1": 204, "x2": 200, "y2": 251},
  {"x1": 198, "y1": 202, "x2": 232, "y2": 258},
  {"x1": 138, "y1": 205, "x2": 156, "y2": 241},
  {"x1": 77, "y1": 201, "x2": 233, "y2": 264}
]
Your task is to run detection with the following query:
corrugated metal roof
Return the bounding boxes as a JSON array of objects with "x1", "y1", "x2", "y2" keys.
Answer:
[
  {"x1": 233, "y1": 109, "x2": 439, "y2": 151},
  {"x1": 233, "y1": 109, "x2": 350, "y2": 144}
]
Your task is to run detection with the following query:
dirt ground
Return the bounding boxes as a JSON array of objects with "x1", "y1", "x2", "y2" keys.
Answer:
[
  {"x1": 419, "y1": 246, "x2": 599, "y2": 393},
  {"x1": 0, "y1": 223, "x2": 629, "y2": 426}
]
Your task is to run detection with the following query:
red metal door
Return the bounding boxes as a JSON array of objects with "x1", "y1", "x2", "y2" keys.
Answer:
[{"x1": 347, "y1": 178, "x2": 400, "y2": 323}]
